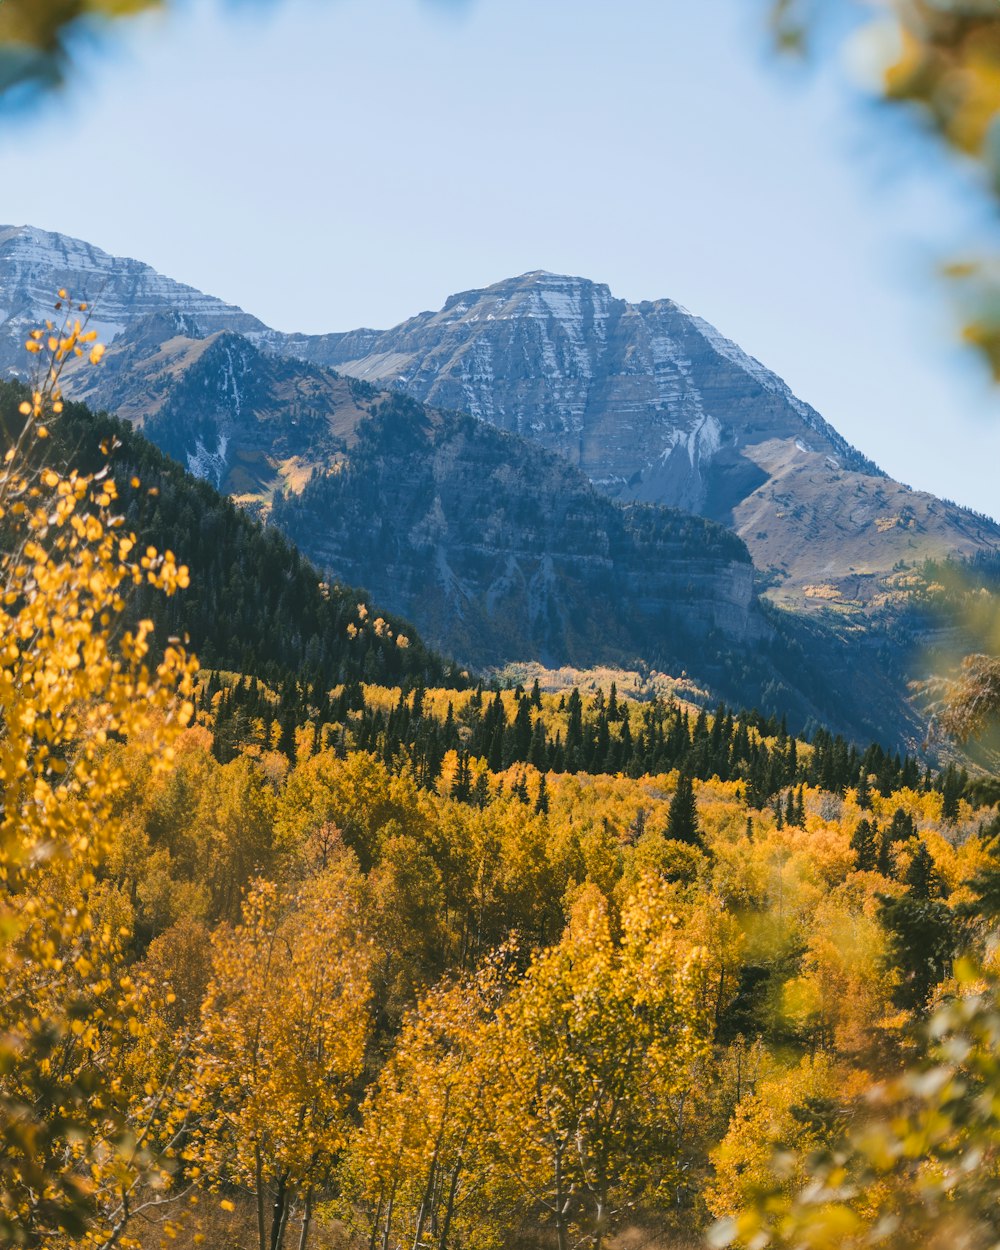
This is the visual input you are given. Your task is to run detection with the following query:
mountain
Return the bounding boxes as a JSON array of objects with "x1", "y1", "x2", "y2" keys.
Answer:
[
  {"x1": 4, "y1": 227, "x2": 995, "y2": 611},
  {"x1": 273, "y1": 271, "x2": 1000, "y2": 608},
  {"x1": 61, "y1": 310, "x2": 371, "y2": 500},
  {"x1": 0, "y1": 224, "x2": 270, "y2": 377},
  {"x1": 51, "y1": 312, "x2": 919, "y2": 744},
  {"x1": 271, "y1": 392, "x2": 760, "y2": 665},
  {"x1": 0, "y1": 225, "x2": 986, "y2": 744},
  {"x1": 61, "y1": 318, "x2": 762, "y2": 660}
]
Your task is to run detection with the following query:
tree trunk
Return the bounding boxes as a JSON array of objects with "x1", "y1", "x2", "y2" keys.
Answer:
[
  {"x1": 256, "y1": 1147, "x2": 268, "y2": 1250},
  {"x1": 367, "y1": 1192, "x2": 385, "y2": 1250},
  {"x1": 269, "y1": 1173, "x2": 289, "y2": 1250},
  {"x1": 439, "y1": 1162, "x2": 463, "y2": 1250},
  {"x1": 412, "y1": 1090, "x2": 450, "y2": 1250},
  {"x1": 297, "y1": 1189, "x2": 314, "y2": 1250},
  {"x1": 554, "y1": 1152, "x2": 569, "y2": 1250},
  {"x1": 276, "y1": 1190, "x2": 291, "y2": 1250},
  {"x1": 381, "y1": 1188, "x2": 395, "y2": 1250}
]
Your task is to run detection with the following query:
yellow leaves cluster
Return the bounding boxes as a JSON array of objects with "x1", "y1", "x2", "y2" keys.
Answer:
[
  {"x1": 0, "y1": 302, "x2": 197, "y2": 1248},
  {"x1": 475, "y1": 881, "x2": 711, "y2": 1245},
  {"x1": 189, "y1": 861, "x2": 373, "y2": 1244}
]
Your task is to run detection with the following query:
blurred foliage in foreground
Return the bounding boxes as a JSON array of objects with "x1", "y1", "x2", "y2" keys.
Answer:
[
  {"x1": 0, "y1": 1, "x2": 162, "y2": 97},
  {"x1": 775, "y1": 0, "x2": 1000, "y2": 379}
]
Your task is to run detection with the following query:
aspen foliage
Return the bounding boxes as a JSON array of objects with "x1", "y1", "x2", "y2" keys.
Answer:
[
  {"x1": 479, "y1": 880, "x2": 712, "y2": 1250},
  {"x1": 189, "y1": 861, "x2": 373, "y2": 1250},
  {"x1": 338, "y1": 965, "x2": 506, "y2": 1250},
  {"x1": 0, "y1": 301, "x2": 195, "y2": 1247}
]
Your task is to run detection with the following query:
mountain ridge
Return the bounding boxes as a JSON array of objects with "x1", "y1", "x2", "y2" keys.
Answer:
[{"x1": 2, "y1": 222, "x2": 997, "y2": 626}]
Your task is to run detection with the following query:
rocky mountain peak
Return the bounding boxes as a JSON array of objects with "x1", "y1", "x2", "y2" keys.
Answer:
[
  {"x1": 435, "y1": 270, "x2": 616, "y2": 338},
  {"x1": 0, "y1": 224, "x2": 268, "y2": 378}
]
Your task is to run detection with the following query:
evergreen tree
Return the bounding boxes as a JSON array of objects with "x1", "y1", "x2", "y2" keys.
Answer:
[
  {"x1": 529, "y1": 717, "x2": 549, "y2": 770},
  {"x1": 942, "y1": 765, "x2": 963, "y2": 822},
  {"x1": 877, "y1": 826, "x2": 895, "y2": 878},
  {"x1": 881, "y1": 886, "x2": 957, "y2": 1012},
  {"x1": 666, "y1": 773, "x2": 702, "y2": 848},
  {"x1": 850, "y1": 818, "x2": 878, "y2": 872},
  {"x1": 565, "y1": 688, "x2": 584, "y2": 754},
  {"x1": 451, "y1": 752, "x2": 471, "y2": 803},
  {"x1": 471, "y1": 771, "x2": 492, "y2": 810},
  {"x1": 905, "y1": 841, "x2": 940, "y2": 900},
  {"x1": 888, "y1": 808, "x2": 916, "y2": 844}
]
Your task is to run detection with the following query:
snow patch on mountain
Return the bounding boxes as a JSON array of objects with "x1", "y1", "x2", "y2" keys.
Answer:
[{"x1": 187, "y1": 432, "x2": 229, "y2": 489}]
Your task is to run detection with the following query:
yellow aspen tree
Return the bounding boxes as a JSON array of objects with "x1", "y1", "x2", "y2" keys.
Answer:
[
  {"x1": 706, "y1": 1054, "x2": 870, "y2": 1226},
  {"x1": 339, "y1": 968, "x2": 504, "y2": 1250},
  {"x1": 480, "y1": 879, "x2": 710, "y2": 1250},
  {"x1": 191, "y1": 853, "x2": 373, "y2": 1250},
  {"x1": 0, "y1": 300, "x2": 196, "y2": 1247}
]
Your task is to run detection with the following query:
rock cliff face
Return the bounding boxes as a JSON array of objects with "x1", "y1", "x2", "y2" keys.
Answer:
[
  {"x1": 271, "y1": 394, "x2": 763, "y2": 672},
  {"x1": 283, "y1": 271, "x2": 872, "y2": 508},
  {"x1": 62, "y1": 313, "x2": 369, "y2": 498},
  {"x1": 65, "y1": 315, "x2": 764, "y2": 668},
  {"x1": 276, "y1": 272, "x2": 1000, "y2": 601},
  {"x1": 5, "y1": 228, "x2": 997, "y2": 607}
]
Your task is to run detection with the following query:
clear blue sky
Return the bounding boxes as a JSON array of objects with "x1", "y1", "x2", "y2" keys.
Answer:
[{"x1": 2, "y1": 0, "x2": 998, "y2": 515}]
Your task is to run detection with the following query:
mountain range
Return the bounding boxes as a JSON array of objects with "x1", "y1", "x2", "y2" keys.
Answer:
[
  {"x1": 1, "y1": 222, "x2": 994, "y2": 746},
  {"x1": 4, "y1": 225, "x2": 995, "y2": 610}
]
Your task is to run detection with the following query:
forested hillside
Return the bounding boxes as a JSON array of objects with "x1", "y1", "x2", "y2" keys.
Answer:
[
  {"x1": 39, "y1": 674, "x2": 1000, "y2": 1250},
  {"x1": 0, "y1": 379, "x2": 462, "y2": 695}
]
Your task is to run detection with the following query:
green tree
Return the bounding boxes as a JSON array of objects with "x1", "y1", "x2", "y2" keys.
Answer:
[{"x1": 666, "y1": 772, "x2": 703, "y2": 848}]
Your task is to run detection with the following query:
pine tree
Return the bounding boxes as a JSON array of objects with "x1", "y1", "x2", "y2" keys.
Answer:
[
  {"x1": 566, "y1": 688, "x2": 584, "y2": 753},
  {"x1": 666, "y1": 773, "x2": 702, "y2": 847},
  {"x1": 534, "y1": 773, "x2": 549, "y2": 815},
  {"x1": 529, "y1": 717, "x2": 548, "y2": 769},
  {"x1": 942, "y1": 765, "x2": 963, "y2": 822},
  {"x1": 508, "y1": 697, "x2": 533, "y2": 765},
  {"x1": 451, "y1": 752, "x2": 471, "y2": 803},
  {"x1": 471, "y1": 771, "x2": 492, "y2": 810},
  {"x1": 905, "y1": 841, "x2": 939, "y2": 900},
  {"x1": 850, "y1": 818, "x2": 878, "y2": 872},
  {"x1": 888, "y1": 808, "x2": 916, "y2": 844},
  {"x1": 877, "y1": 826, "x2": 895, "y2": 877}
]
